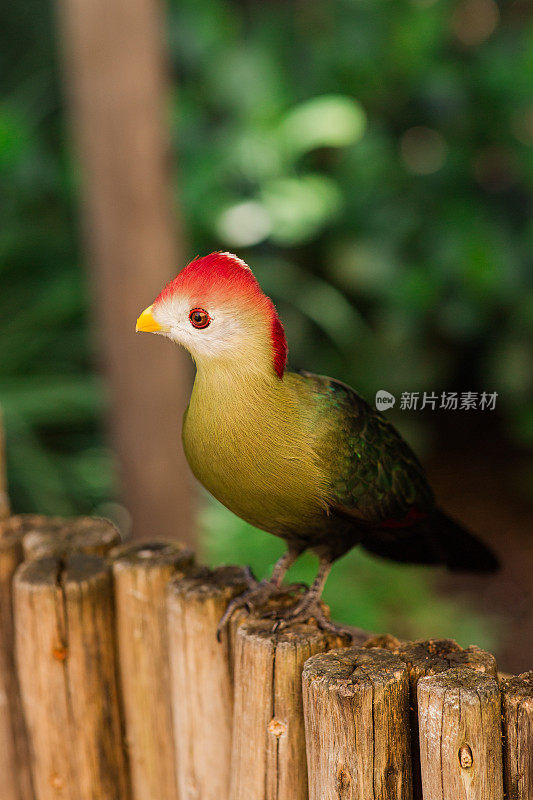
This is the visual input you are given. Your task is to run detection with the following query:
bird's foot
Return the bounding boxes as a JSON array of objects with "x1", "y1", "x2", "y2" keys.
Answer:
[
  {"x1": 216, "y1": 569, "x2": 306, "y2": 641},
  {"x1": 268, "y1": 595, "x2": 353, "y2": 641}
]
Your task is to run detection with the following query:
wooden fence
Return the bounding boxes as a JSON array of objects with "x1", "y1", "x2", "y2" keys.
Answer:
[{"x1": 0, "y1": 513, "x2": 532, "y2": 800}]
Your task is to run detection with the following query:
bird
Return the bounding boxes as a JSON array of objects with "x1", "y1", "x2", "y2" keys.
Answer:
[{"x1": 136, "y1": 251, "x2": 499, "y2": 637}]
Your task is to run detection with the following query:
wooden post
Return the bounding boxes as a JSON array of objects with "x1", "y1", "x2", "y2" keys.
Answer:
[
  {"x1": 501, "y1": 671, "x2": 533, "y2": 800},
  {"x1": 14, "y1": 554, "x2": 130, "y2": 800},
  {"x1": 23, "y1": 515, "x2": 121, "y2": 560},
  {"x1": 111, "y1": 541, "x2": 195, "y2": 800},
  {"x1": 230, "y1": 619, "x2": 342, "y2": 800},
  {"x1": 0, "y1": 408, "x2": 10, "y2": 519},
  {"x1": 0, "y1": 534, "x2": 34, "y2": 800},
  {"x1": 302, "y1": 646, "x2": 412, "y2": 800},
  {"x1": 167, "y1": 566, "x2": 249, "y2": 800},
  {"x1": 56, "y1": 0, "x2": 195, "y2": 544},
  {"x1": 418, "y1": 666, "x2": 504, "y2": 800},
  {"x1": 392, "y1": 639, "x2": 498, "y2": 799},
  {"x1": 0, "y1": 513, "x2": 120, "y2": 561},
  {"x1": 0, "y1": 514, "x2": 64, "y2": 539},
  {"x1": 395, "y1": 638, "x2": 498, "y2": 681}
]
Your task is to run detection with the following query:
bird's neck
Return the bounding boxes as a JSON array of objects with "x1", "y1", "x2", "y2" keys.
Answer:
[
  {"x1": 184, "y1": 358, "x2": 299, "y2": 498},
  {"x1": 190, "y1": 358, "x2": 290, "y2": 419},
  {"x1": 182, "y1": 357, "x2": 329, "y2": 536}
]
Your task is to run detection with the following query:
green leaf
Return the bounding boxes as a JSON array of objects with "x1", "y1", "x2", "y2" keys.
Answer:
[
  {"x1": 261, "y1": 175, "x2": 341, "y2": 244},
  {"x1": 280, "y1": 95, "x2": 367, "y2": 158}
]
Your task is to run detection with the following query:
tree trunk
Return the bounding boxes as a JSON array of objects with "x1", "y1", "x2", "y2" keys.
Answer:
[{"x1": 56, "y1": 0, "x2": 195, "y2": 542}]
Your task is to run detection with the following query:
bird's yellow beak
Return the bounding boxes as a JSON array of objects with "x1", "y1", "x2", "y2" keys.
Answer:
[{"x1": 136, "y1": 304, "x2": 162, "y2": 333}]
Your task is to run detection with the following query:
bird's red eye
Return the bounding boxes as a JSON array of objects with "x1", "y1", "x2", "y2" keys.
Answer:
[{"x1": 189, "y1": 308, "x2": 211, "y2": 329}]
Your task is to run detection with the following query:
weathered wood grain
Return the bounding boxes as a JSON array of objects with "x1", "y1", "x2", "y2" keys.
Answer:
[
  {"x1": 0, "y1": 513, "x2": 121, "y2": 560},
  {"x1": 303, "y1": 646, "x2": 412, "y2": 800},
  {"x1": 501, "y1": 671, "x2": 533, "y2": 800},
  {"x1": 14, "y1": 554, "x2": 130, "y2": 800},
  {"x1": 418, "y1": 666, "x2": 504, "y2": 800},
  {"x1": 0, "y1": 514, "x2": 65, "y2": 539},
  {"x1": 0, "y1": 534, "x2": 34, "y2": 800},
  {"x1": 393, "y1": 638, "x2": 498, "y2": 799},
  {"x1": 111, "y1": 541, "x2": 194, "y2": 800},
  {"x1": 23, "y1": 515, "x2": 121, "y2": 560},
  {"x1": 230, "y1": 618, "x2": 342, "y2": 800},
  {"x1": 395, "y1": 638, "x2": 498, "y2": 683},
  {"x1": 167, "y1": 566, "x2": 249, "y2": 800}
]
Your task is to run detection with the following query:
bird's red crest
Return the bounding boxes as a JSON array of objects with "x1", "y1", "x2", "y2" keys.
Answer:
[{"x1": 155, "y1": 252, "x2": 288, "y2": 378}]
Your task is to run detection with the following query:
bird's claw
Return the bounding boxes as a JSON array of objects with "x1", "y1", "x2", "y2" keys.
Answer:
[
  {"x1": 267, "y1": 597, "x2": 353, "y2": 641},
  {"x1": 216, "y1": 577, "x2": 279, "y2": 641},
  {"x1": 242, "y1": 565, "x2": 258, "y2": 589},
  {"x1": 216, "y1": 576, "x2": 308, "y2": 641},
  {"x1": 257, "y1": 582, "x2": 308, "y2": 620}
]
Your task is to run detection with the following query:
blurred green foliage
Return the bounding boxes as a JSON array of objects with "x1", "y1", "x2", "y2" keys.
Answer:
[
  {"x1": 168, "y1": 0, "x2": 532, "y2": 444},
  {"x1": 1, "y1": 0, "x2": 530, "y2": 642},
  {"x1": 0, "y1": 0, "x2": 113, "y2": 513}
]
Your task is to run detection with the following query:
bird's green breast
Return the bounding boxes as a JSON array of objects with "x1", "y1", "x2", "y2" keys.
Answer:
[{"x1": 182, "y1": 367, "x2": 331, "y2": 536}]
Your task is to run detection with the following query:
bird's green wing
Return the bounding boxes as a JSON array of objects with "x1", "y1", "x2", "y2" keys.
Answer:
[{"x1": 297, "y1": 371, "x2": 434, "y2": 524}]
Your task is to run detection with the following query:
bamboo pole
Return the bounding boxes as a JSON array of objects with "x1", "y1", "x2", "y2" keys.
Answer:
[
  {"x1": 392, "y1": 638, "x2": 498, "y2": 799},
  {"x1": 14, "y1": 554, "x2": 130, "y2": 800},
  {"x1": 167, "y1": 566, "x2": 249, "y2": 800},
  {"x1": 0, "y1": 534, "x2": 34, "y2": 800},
  {"x1": 302, "y1": 646, "x2": 412, "y2": 800},
  {"x1": 230, "y1": 619, "x2": 342, "y2": 800},
  {"x1": 23, "y1": 515, "x2": 121, "y2": 560},
  {"x1": 111, "y1": 541, "x2": 195, "y2": 800},
  {"x1": 501, "y1": 671, "x2": 533, "y2": 800},
  {"x1": 418, "y1": 666, "x2": 504, "y2": 800}
]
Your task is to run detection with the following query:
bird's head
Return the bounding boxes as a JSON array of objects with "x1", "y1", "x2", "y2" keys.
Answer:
[{"x1": 136, "y1": 252, "x2": 288, "y2": 378}]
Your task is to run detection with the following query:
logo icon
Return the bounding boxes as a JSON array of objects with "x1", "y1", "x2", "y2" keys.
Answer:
[{"x1": 375, "y1": 390, "x2": 395, "y2": 411}]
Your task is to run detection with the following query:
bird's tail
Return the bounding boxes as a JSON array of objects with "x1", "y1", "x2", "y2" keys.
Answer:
[
  {"x1": 361, "y1": 507, "x2": 499, "y2": 572},
  {"x1": 425, "y1": 508, "x2": 499, "y2": 572}
]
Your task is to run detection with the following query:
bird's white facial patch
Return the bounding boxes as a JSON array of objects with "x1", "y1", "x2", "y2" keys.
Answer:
[{"x1": 151, "y1": 293, "x2": 258, "y2": 362}]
